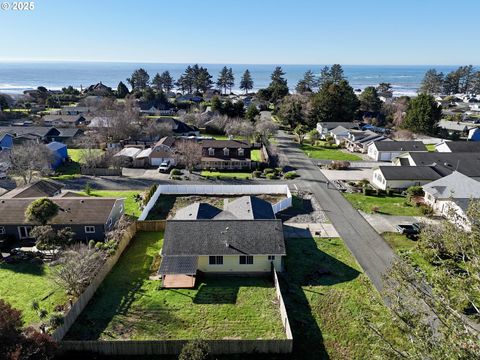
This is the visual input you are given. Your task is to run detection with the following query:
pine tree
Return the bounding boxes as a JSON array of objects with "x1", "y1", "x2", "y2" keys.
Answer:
[
  {"x1": 116, "y1": 81, "x2": 129, "y2": 98},
  {"x1": 240, "y1": 69, "x2": 254, "y2": 94}
]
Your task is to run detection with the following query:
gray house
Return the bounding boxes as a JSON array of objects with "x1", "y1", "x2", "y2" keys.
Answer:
[{"x1": 0, "y1": 197, "x2": 124, "y2": 243}]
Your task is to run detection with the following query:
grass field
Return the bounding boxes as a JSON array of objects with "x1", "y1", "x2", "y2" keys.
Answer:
[
  {"x1": 52, "y1": 148, "x2": 104, "y2": 178},
  {"x1": 0, "y1": 261, "x2": 67, "y2": 326},
  {"x1": 68, "y1": 148, "x2": 103, "y2": 163},
  {"x1": 343, "y1": 193, "x2": 424, "y2": 216},
  {"x1": 82, "y1": 190, "x2": 142, "y2": 217},
  {"x1": 282, "y1": 237, "x2": 404, "y2": 359},
  {"x1": 66, "y1": 232, "x2": 286, "y2": 340},
  {"x1": 201, "y1": 171, "x2": 252, "y2": 179},
  {"x1": 251, "y1": 149, "x2": 262, "y2": 162},
  {"x1": 300, "y1": 144, "x2": 362, "y2": 161}
]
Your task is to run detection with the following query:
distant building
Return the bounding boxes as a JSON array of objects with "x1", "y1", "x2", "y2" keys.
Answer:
[
  {"x1": 316, "y1": 122, "x2": 359, "y2": 139},
  {"x1": 435, "y1": 140, "x2": 480, "y2": 152},
  {"x1": 372, "y1": 166, "x2": 442, "y2": 190}
]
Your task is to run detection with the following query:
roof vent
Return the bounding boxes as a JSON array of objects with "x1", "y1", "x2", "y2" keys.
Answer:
[{"x1": 80, "y1": 200, "x2": 84, "y2": 203}]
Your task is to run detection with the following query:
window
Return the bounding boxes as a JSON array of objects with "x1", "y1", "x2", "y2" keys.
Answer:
[
  {"x1": 0, "y1": 226, "x2": 5, "y2": 235},
  {"x1": 209, "y1": 256, "x2": 223, "y2": 265},
  {"x1": 238, "y1": 148, "x2": 244, "y2": 156},
  {"x1": 18, "y1": 226, "x2": 32, "y2": 239},
  {"x1": 239, "y1": 255, "x2": 254, "y2": 265},
  {"x1": 85, "y1": 226, "x2": 96, "y2": 234},
  {"x1": 268, "y1": 255, "x2": 275, "y2": 261},
  {"x1": 223, "y1": 147, "x2": 230, "y2": 156},
  {"x1": 208, "y1": 148, "x2": 214, "y2": 156}
]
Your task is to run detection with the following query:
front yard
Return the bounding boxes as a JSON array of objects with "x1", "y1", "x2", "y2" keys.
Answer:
[
  {"x1": 66, "y1": 232, "x2": 286, "y2": 340},
  {"x1": 300, "y1": 144, "x2": 362, "y2": 161},
  {"x1": 343, "y1": 193, "x2": 424, "y2": 216},
  {"x1": 0, "y1": 261, "x2": 67, "y2": 326},
  {"x1": 282, "y1": 237, "x2": 406, "y2": 359}
]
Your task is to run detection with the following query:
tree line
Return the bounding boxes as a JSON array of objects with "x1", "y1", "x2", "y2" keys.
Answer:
[{"x1": 420, "y1": 65, "x2": 480, "y2": 95}]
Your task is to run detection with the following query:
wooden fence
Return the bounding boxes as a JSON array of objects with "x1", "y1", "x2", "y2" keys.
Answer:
[
  {"x1": 273, "y1": 268, "x2": 293, "y2": 340},
  {"x1": 136, "y1": 220, "x2": 166, "y2": 232},
  {"x1": 80, "y1": 167, "x2": 122, "y2": 176},
  {"x1": 51, "y1": 223, "x2": 137, "y2": 341},
  {"x1": 61, "y1": 339, "x2": 292, "y2": 355}
]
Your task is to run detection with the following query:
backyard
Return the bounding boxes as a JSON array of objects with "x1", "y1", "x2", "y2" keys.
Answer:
[
  {"x1": 0, "y1": 261, "x2": 67, "y2": 326},
  {"x1": 343, "y1": 193, "x2": 424, "y2": 216},
  {"x1": 82, "y1": 190, "x2": 142, "y2": 218},
  {"x1": 300, "y1": 143, "x2": 362, "y2": 161},
  {"x1": 66, "y1": 231, "x2": 286, "y2": 340},
  {"x1": 282, "y1": 237, "x2": 406, "y2": 359},
  {"x1": 52, "y1": 148, "x2": 104, "y2": 179}
]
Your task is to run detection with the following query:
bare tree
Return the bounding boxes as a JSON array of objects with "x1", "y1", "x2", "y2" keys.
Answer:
[
  {"x1": 94, "y1": 99, "x2": 141, "y2": 143},
  {"x1": 51, "y1": 243, "x2": 104, "y2": 296},
  {"x1": 392, "y1": 129, "x2": 414, "y2": 140},
  {"x1": 143, "y1": 121, "x2": 173, "y2": 141},
  {"x1": 7, "y1": 141, "x2": 53, "y2": 184},
  {"x1": 75, "y1": 137, "x2": 104, "y2": 170},
  {"x1": 225, "y1": 119, "x2": 255, "y2": 140},
  {"x1": 173, "y1": 140, "x2": 202, "y2": 171},
  {"x1": 255, "y1": 118, "x2": 279, "y2": 144}
]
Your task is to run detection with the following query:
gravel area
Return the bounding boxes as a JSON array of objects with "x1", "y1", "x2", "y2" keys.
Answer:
[{"x1": 277, "y1": 191, "x2": 328, "y2": 224}]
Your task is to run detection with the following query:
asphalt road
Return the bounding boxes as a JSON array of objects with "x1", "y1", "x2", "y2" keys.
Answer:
[{"x1": 276, "y1": 131, "x2": 395, "y2": 291}]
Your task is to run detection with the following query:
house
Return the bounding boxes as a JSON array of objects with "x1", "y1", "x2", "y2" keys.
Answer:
[
  {"x1": 316, "y1": 122, "x2": 360, "y2": 138},
  {"x1": 113, "y1": 147, "x2": 142, "y2": 167},
  {"x1": 46, "y1": 141, "x2": 68, "y2": 169},
  {"x1": 0, "y1": 126, "x2": 81, "y2": 145},
  {"x1": 199, "y1": 139, "x2": 252, "y2": 170},
  {"x1": 423, "y1": 171, "x2": 480, "y2": 230},
  {"x1": 371, "y1": 166, "x2": 442, "y2": 190},
  {"x1": 345, "y1": 130, "x2": 388, "y2": 153},
  {"x1": 42, "y1": 114, "x2": 86, "y2": 127},
  {"x1": 158, "y1": 219, "x2": 286, "y2": 288},
  {"x1": 329, "y1": 126, "x2": 352, "y2": 145},
  {"x1": 0, "y1": 132, "x2": 14, "y2": 150},
  {"x1": 435, "y1": 140, "x2": 480, "y2": 152},
  {"x1": 0, "y1": 180, "x2": 64, "y2": 199},
  {"x1": 393, "y1": 152, "x2": 480, "y2": 180},
  {"x1": 147, "y1": 136, "x2": 176, "y2": 166},
  {"x1": 0, "y1": 197, "x2": 124, "y2": 242},
  {"x1": 368, "y1": 141, "x2": 427, "y2": 161},
  {"x1": 155, "y1": 118, "x2": 199, "y2": 137}
]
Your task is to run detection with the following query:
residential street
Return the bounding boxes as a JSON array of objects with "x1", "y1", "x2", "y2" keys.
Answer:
[{"x1": 276, "y1": 130, "x2": 396, "y2": 291}]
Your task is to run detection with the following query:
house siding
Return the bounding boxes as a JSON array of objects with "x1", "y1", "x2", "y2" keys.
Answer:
[
  {"x1": 197, "y1": 255, "x2": 283, "y2": 273},
  {"x1": 1, "y1": 224, "x2": 106, "y2": 243}
]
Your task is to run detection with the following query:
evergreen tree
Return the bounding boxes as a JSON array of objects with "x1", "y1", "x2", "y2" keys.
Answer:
[
  {"x1": 245, "y1": 104, "x2": 260, "y2": 122},
  {"x1": 227, "y1": 68, "x2": 235, "y2": 93},
  {"x1": 216, "y1": 66, "x2": 230, "y2": 95},
  {"x1": 296, "y1": 70, "x2": 317, "y2": 93},
  {"x1": 116, "y1": 81, "x2": 129, "y2": 98},
  {"x1": 160, "y1": 71, "x2": 174, "y2": 93},
  {"x1": 151, "y1": 73, "x2": 163, "y2": 91},
  {"x1": 311, "y1": 79, "x2": 359, "y2": 123},
  {"x1": 268, "y1": 66, "x2": 289, "y2": 102},
  {"x1": 419, "y1": 69, "x2": 444, "y2": 94},
  {"x1": 402, "y1": 93, "x2": 441, "y2": 135},
  {"x1": 359, "y1": 86, "x2": 382, "y2": 113},
  {"x1": 240, "y1": 69, "x2": 254, "y2": 94},
  {"x1": 376, "y1": 82, "x2": 393, "y2": 98},
  {"x1": 126, "y1": 68, "x2": 150, "y2": 90}
]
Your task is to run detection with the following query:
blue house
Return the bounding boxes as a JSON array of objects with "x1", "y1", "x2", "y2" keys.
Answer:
[
  {"x1": 46, "y1": 141, "x2": 68, "y2": 169},
  {"x1": 0, "y1": 132, "x2": 14, "y2": 150},
  {"x1": 468, "y1": 128, "x2": 480, "y2": 141}
]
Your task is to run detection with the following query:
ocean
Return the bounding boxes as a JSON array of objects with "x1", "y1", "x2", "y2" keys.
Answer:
[{"x1": 0, "y1": 62, "x2": 462, "y2": 97}]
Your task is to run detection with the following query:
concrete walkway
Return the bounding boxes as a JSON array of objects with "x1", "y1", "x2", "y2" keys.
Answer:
[{"x1": 283, "y1": 223, "x2": 339, "y2": 238}]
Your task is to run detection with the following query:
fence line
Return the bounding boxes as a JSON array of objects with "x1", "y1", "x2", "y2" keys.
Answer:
[
  {"x1": 51, "y1": 223, "x2": 137, "y2": 341},
  {"x1": 139, "y1": 184, "x2": 292, "y2": 220},
  {"x1": 136, "y1": 220, "x2": 166, "y2": 232},
  {"x1": 273, "y1": 268, "x2": 293, "y2": 340},
  {"x1": 80, "y1": 167, "x2": 122, "y2": 176}
]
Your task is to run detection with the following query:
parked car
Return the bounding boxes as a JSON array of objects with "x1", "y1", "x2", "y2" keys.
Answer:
[
  {"x1": 158, "y1": 161, "x2": 173, "y2": 173},
  {"x1": 395, "y1": 223, "x2": 421, "y2": 235}
]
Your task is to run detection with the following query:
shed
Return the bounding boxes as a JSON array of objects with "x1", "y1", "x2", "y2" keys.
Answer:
[{"x1": 46, "y1": 141, "x2": 68, "y2": 169}]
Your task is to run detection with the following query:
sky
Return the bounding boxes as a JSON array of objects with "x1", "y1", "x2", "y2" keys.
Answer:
[{"x1": 1, "y1": 0, "x2": 479, "y2": 65}]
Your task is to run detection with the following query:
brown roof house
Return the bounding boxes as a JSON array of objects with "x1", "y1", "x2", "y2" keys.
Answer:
[{"x1": 199, "y1": 139, "x2": 252, "y2": 170}]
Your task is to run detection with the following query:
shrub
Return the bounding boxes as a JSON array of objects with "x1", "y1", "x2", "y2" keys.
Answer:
[
  {"x1": 171, "y1": 175, "x2": 182, "y2": 180},
  {"x1": 48, "y1": 313, "x2": 64, "y2": 329},
  {"x1": 266, "y1": 173, "x2": 277, "y2": 180},
  {"x1": 143, "y1": 184, "x2": 157, "y2": 206},
  {"x1": 263, "y1": 168, "x2": 274, "y2": 174},
  {"x1": 170, "y1": 168, "x2": 182, "y2": 176},
  {"x1": 84, "y1": 182, "x2": 92, "y2": 195},
  {"x1": 420, "y1": 205, "x2": 433, "y2": 215},
  {"x1": 274, "y1": 167, "x2": 283, "y2": 174},
  {"x1": 406, "y1": 185, "x2": 424, "y2": 197},
  {"x1": 179, "y1": 340, "x2": 211, "y2": 360},
  {"x1": 252, "y1": 170, "x2": 262, "y2": 178},
  {"x1": 329, "y1": 160, "x2": 351, "y2": 170},
  {"x1": 372, "y1": 206, "x2": 380, "y2": 213},
  {"x1": 88, "y1": 239, "x2": 96, "y2": 249},
  {"x1": 283, "y1": 171, "x2": 298, "y2": 179}
]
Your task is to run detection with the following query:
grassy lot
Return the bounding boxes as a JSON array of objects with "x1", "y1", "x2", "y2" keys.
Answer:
[
  {"x1": 343, "y1": 193, "x2": 424, "y2": 216},
  {"x1": 82, "y1": 190, "x2": 142, "y2": 218},
  {"x1": 68, "y1": 148, "x2": 103, "y2": 163},
  {"x1": 282, "y1": 237, "x2": 405, "y2": 359},
  {"x1": 0, "y1": 261, "x2": 67, "y2": 326},
  {"x1": 67, "y1": 232, "x2": 285, "y2": 340},
  {"x1": 51, "y1": 148, "x2": 104, "y2": 178},
  {"x1": 300, "y1": 144, "x2": 362, "y2": 161},
  {"x1": 201, "y1": 171, "x2": 252, "y2": 179},
  {"x1": 251, "y1": 149, "x2": 262, "y2": 162}
]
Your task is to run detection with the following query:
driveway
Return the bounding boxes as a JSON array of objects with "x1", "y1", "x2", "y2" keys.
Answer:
[
  {"x1": 360, "y1": 212, "x2": 442, "y2": 234},
  {"x1": 320, "y1": 168, "x2": 373, "y2": 181},
  {"x1": 276, "y1": 130, "x2": 395, "y2": 291}
]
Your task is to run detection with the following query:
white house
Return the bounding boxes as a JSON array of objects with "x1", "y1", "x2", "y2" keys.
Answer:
[
  {"x1": 316, "y1": 122, "x2": 359, "y2": 139},
  {"x1": 368, "y1": 141, "x2": 427, "y2": 161},
  {"x1": 329, "y1": 126, "x2": 352, "y2": 145},
  {"x1": 372, "y1": 166, "x2": 442, "y2": 190},
  {"x1": 423, "y1": 171, "x2": 480, "y2": 230},
  {"x1": 435, "y1": 140, "x2": 480, "y2": 152}
]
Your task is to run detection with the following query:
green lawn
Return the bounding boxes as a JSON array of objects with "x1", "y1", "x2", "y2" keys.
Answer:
[
  {"x1": 67, "y1": 232, "x2": 285, "y2": 340},
  {"x1": 282, "y1": 237, "x2": 405, "y2": 359},
  {"x1": 301, "y1": 144, "x2": 362, "y2": 161},
  {"x1": 201, "y1": 171, "x2": 252, "y2": 179},
  {"x1": 250, "y1": 149, "x2": 262, "y2": 162},
  {"x1": 68, "y1": 148, "x2": 103, "y2": 163},
  {"x1": 0, "y1": 262, "x2": 67, "y2": 326},
  {"x1": 51, "y1": 148, "x2": 104, "y2": 178},
  {"x1": 343, "y1": 193, "x2": 424, "y2": 216},
  {"x1": 82, "y1": 190, "x2": 142, "y2": 218}
]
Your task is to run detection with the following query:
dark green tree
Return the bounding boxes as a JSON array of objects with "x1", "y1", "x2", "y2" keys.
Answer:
[
  {"x1": 160, "y1": 71, "x2": 174, "y2": 93},
  {"x1": 216, "y1": 66, "x2": 230, "y2": 95},
  {"x1": 268, "y1": 66, "x2": 289, "y2": 102},
  {"x1": 311, "y1": 79, "x2": 359, "y2": 123},
  {"x1": 31, "y1": 225, "x2": 75, "y2": 257},
  {"x1": 359, "y1": 86, "x2": 382, "y2": 113},
  {"x1": 296, "y1": 70, "x2": 317, "y2": 93},
  {"x1": 116, "y1": 81, "x2": 129, "y2": 98},
  {"x1": 376, "y1": 82, "x2": 393, "y2": 98},
  {"x1": 245, "y1": 104, "x2": 260, "y2": 122},
  {"x1": 127, "y1": 68, "x2": 150, "y2": 90},
  {"x1": 151, "y1": 73, "x2": 163, "y2": 91},
  {"x1": 25, "y1": 198, "x2": 59, "y2": 225},
  {"x1": 211, "y1": 96, "x2": 222, "y2": 113},
  {"x1": 239, "y1": 69, "x2": 254, "y2": 94},
  {"x1": 419, "y1": 69, "x2": 444, "y2": 94},
  {"x1": 402, "y1": 93, "x2": 441, "y2": 135}
]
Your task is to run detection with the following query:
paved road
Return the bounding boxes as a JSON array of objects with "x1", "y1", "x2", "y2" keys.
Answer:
[{"x1": 276, "y1": 131, "x2": 395, "y2": 291}]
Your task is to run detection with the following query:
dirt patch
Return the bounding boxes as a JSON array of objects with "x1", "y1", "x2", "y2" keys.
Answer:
[
  {"x1": 146, "y1": 194, "x2": 287, "y2": 220},
  {"x1": 277, "y1": 191, "x2": 328, "y2": 223}
]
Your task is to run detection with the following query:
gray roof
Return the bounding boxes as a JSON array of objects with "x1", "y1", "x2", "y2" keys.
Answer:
[
  {"x1": 159, "y1": 256, "x2": 198, "y2": 275},
  {"x1": 441, "y1": 141, "x2": 480, "y2": 153},
  {"x1": 163, "y1": 220, "x2": 286, "y2": 256},
  {"x1": 217, "y1": 196, "x2": 275, "y2": 220},
  {"x1": 1, "y1": 180, "x2": 63, "y2": 199},
  {"x1": 377, "y1": 166, "x2": 442, "y2": 181},
  {"x1": 318, "y1": 122, "x2": 359, "y2": 130},
  {"x1": 174, "y1": 203, "x2": 222, "y2": 220},
  {"x1": 406, "y1": 152, "x2": 480, "y2": 178},
  {"x1": 373, "y1": 141, "x2": 427, "y2": 152},
  {"x1": 422, "y1": 171, "x2": 480, "y2": 199}
]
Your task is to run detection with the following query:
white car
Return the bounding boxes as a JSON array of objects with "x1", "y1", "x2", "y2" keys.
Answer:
[{"x1": 158, "y1": 161, "x2": 173, "y2": 173}]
